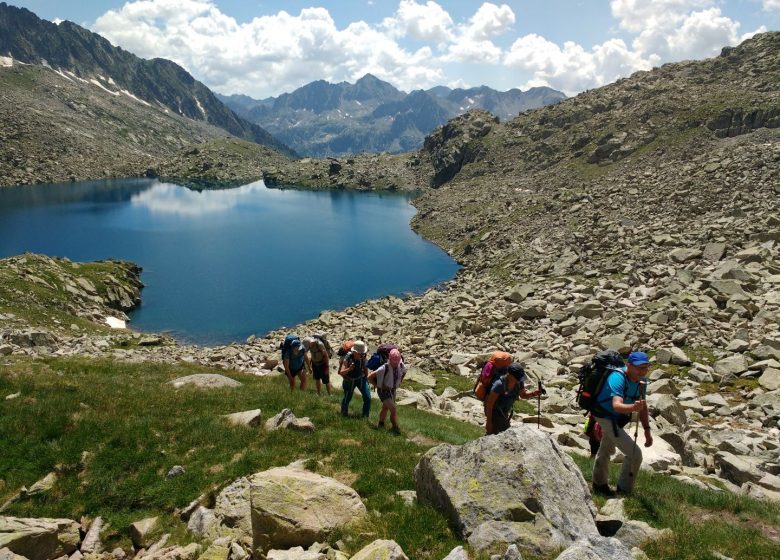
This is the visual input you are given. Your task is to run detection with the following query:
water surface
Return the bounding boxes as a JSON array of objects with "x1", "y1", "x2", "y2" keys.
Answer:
[{"x1": 0, "y1": 179, "x2": 459, "y2": 345}]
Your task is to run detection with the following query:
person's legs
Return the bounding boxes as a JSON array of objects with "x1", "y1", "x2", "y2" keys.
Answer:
[
  {"x1": 341, "y1": 378, "x2": 354, "y2": 415},
  {"x1": 388, "y1": 401, "x2": 399, "y2": 430},
  {"x1": 286, "y1": 372, "x2": 295, "y2": 391},
  {"x1": 299, "y1": 371, "x2": 308, "y2": 391},
  {"x1": 491, "y1": 410, "x2": 511, "y2": 434},
  {"x1": 592, "y1": 417, "x2": 618, "y2": 488},
  {"x1": 359, "y1": 378, "x2": 372, "y2": 417},
  {"x1": 379, "y1": 403, "x2": 389, "y2": 425},
  {"x1": 615, "y1": 425, "x2": 643, "y2": 493}
]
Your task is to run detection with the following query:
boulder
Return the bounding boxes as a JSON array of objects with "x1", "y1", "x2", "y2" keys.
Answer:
[
  {"x1": 0, "y1": 548, "x2": 29, "y2": 560},
  {"x1": 614, "y1": 520, "x2": 672, "y2": 549},
  {"x1": 715, "y1": 452, "x2": 763, "y2": 485},
  {"x1": 266, "y1": 547, "x2": 324, "y2": 560},
  {"x1": 213, "y1": 477, "x2": 252, "y2": 539},
  {"x1": 224, "y1": 410, "x2": 263, "y2": 428},
  {"x1": 466, "y1": 520, "x2": 555, "y2": 556},
  {"x1": 348, "y1": 540, "x2": 408, "y2": 560},
  {"x1": 0, "y1": 517, "x2": 80, "y2": 560},
  {"x1": 168, "y1": 375, "x2": 242, "y2": 389},
  {"x1": 506, "y1": 284, "x2": 537, "y2": 303},
  {"x1": 713, "y1": 356, "x2": 749, "y2": 377},
  {"x1": 758, "y1": 368, "x2": 780, "y2": 391},
  {"x1": 553, "y1": 536, "x2": 633, "y2": 560},
  {"x1": 405, "y1": 368, "x2": 436, "y2": 388},
  {"x1": 647, "y1": 394, "x2": 687, "y2": 427},
  {"x1": 441, "y1": 546, "x2": 468, "y2": 560},
  {"x1": 264, "y1": 409, "x2": 315, "y2": 432},
  {"x1": 655, "y1": 348, "x2": 691, "y2": 366},
  {"x1": 130, "y1": 517, "x2": 159, "y2": 549},
  {"x1": 80, "y1": 517, "x2": 103, "y2": 554},
  {"x1": 415, "y1": 426, "x2": 598, "y2": 555},
  {"x1": 250, "y1": 467, "x2": 366, "y2": 552}
]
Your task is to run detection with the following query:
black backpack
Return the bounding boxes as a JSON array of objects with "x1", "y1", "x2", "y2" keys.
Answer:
[{"x1": 576, "y1": 350, "x2": 625, "y2": 416}]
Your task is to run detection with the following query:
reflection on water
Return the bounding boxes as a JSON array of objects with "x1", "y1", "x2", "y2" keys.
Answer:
[
  {"x1": 0, "y1": 179, "x2": 459, "y2": 345},
  {"x1": 131, "y1": 182, "x2": 267, "y2": 216}
]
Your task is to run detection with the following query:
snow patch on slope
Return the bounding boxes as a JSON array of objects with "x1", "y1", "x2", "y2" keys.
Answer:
[
  {"x1": 90, "y1": 78, "x2": 120, "y2": 96},
  {"x1": 0, "y1": 55, "x2": 14, "y2": 67}
]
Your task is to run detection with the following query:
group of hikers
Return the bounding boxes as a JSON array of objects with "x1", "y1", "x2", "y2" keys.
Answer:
[
  {"x1": 280, "y1": 332, "x2": 653, "y2": 495},
  {"x1": 279, "y1": 333, "x2": 406, "y2": 434}
]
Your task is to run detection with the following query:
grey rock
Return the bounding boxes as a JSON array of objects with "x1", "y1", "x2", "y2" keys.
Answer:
[
  {"x1": 758, "y1": 368, "x2": 780, "y2": 391},
  {"x1": 655, "y1": 348, "x2": 691, "y2": 366},
  {"x1": 166, "y1": 466, "x2": 185, "y2": 479},
  {"x1": 441, "y1": 546, "x2": 468, "y2": 560},
  {"x1": 415, "y1": 425, "x2": 598, "y2": 552},
  {"x1": 264, "y1": 409, "x2": 315, "y2": 432},
  {"x1": 553, "y1": 536, "x2": 633, "y2": 560},
  {"x1": 224, "y1": 410, "x2": 263, "y2": 428},
  {"x1": 713, "y1": 356, "x2": 749, "y2": 377},
  {"x1": 614, "y1": 520, "x2": 672, "y2": 549},
  {"x1": 130, "y1": 517, "x2": 159, "y2": 549},
  {"x1": 0, "y1": 517, "x2": 80, "y2": 560},
  {"x1": 349, "y1": 540, "x2": 408, "y2": 560},
  {"x1": 168, "y1": 374, "x2": 242, "y2": 389},
  {"x1": 80, "y1": 517, "x2": 103, "y2": 554}
]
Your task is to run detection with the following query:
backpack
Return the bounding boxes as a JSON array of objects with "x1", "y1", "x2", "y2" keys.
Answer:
[
  {"x1": 367, "y1": 343, "x2": 400, "y2": 370},
  {"x1": 575, "y1": 350, "x2": 626, "y2": 416},
  {"x1": 337, "y1": 340, "x2": 354, "y2": 358},
  {"x1": 473, "y1": 351, "x2": 513, "y2": 401},
  {"x1": 280, "y1": 334, "x2": 301, "y2": 359},
  {"x1": 312, "y1": 333, "x2": 333, "y2": 358}
]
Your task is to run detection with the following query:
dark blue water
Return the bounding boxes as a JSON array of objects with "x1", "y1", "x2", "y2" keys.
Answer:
[{"x1": 0, "y1": 178, "x2": 459, "y2": 345}]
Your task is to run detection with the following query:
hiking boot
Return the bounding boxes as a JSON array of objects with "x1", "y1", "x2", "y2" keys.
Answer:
[
  {"x1": 616, "y1": 486, "x2": 631, "y2": 496},
  {"x1": 377, "y1": 421, "x2": 385, "y2": 428},
  {"x1": 390, "y1": 426, "x2": 401, "y2": 435},
  {"x1": 592, "y1": 483, "x2": 616, "y2": 497}
]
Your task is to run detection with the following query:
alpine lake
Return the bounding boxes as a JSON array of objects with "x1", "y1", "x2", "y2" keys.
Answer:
[{"x1": 0, "y1": 178, "x2": 460, "y2": 345}]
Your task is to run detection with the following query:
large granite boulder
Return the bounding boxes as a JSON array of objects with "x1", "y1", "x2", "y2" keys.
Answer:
[
  {"x1": 414, "y1": 426, "x2": 598, "y2": 555},
  {"x1": 554, "y1": 536, "x2": 634, "y2": 560},
  {"x1": 0, "y1": 517, "x2": 80, "y2": 560},
  {"x1": 250, "y1": 467, "x2": 366, "y2": 552}
]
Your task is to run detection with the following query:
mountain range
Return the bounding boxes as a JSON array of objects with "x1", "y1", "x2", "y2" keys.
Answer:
[
  {"x1": 218, "y1": 76, "x2": 566, "y2": 157},
  {"x1": 0, "y1": 2, "x2": 294, "y2": 157}
]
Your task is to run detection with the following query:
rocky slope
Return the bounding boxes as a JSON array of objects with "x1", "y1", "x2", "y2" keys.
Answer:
[
  {"x1": 220, "y1": 74, "x2": 564, "y2": 157},
  {"x1": 0, "y1": 3, "x2": 293, "y2": 156}
]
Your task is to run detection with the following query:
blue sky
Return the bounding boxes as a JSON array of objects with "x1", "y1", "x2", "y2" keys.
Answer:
[{"x1": 9, "y1": 1, "x2": 779, "y2": 98}]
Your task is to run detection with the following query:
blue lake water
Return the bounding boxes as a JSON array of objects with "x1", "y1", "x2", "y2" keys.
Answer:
[{"x1": 0, "y1": 179, "x2": 459, "y2": 345}]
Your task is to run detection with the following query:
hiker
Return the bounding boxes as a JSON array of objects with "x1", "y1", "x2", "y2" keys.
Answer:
[
  {"x1": 338, "y1": 339, "x2": 371, "y2": 418},
  {"x1": 591, "y1": 351, "x2": 653, "y2": 496},
  {"x1": 369, "y1": 348, "x2": 406, "y2": 434},
  {"x1": 282, "y1": 337, "x2": 311, "y2": 391},
  {"x1": 302, "y1": 333, "x2": 333, "y2": 395},
  {"x1": 484, "y1": 363, "x2": 544, "y2": 435}
]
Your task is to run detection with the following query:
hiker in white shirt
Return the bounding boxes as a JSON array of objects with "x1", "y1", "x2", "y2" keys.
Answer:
[{"x1": 370, "y1": 349, "x2": 406, "y2": 434}]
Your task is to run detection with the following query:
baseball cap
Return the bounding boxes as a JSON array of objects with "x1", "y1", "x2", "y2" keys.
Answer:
[{"x1": 627, "y1": 351, "x2": 649, "y2": 366}]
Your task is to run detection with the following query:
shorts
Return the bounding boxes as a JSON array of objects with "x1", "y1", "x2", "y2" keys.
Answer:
[
  {"x1": 313, "y1": 361, "x2": 329, "y2": 384},
  {"x1": 289, "y1": 366, "x2": 304, "y2": 378},
  {"x1": 378, "y1": 387, "x2": 396, "y2": 403}
]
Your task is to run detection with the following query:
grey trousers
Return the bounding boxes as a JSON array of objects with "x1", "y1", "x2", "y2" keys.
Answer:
[{"x1": 592, "y1": 416, "x2": 643, "y2": 492}]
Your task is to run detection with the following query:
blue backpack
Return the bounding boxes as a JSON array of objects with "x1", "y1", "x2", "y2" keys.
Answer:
[{"x1": 280, "y1": 334, "x2": 301, "y2": 359}]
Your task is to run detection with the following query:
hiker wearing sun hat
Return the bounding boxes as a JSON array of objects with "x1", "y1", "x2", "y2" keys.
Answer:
[
  {"x1": 338, "y1": 338, "x2": 372, "y2": 418},
  {"x1": 591, "y1": 351, "x2": 653, "y2": 497},
  {"x1": 370, "y1": 348, "x2": 407, "y2": 434}
]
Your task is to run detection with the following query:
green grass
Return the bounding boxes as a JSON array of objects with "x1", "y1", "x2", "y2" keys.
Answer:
[
  {"x1": 0, "y1": 356, "x2": 481, "y2": 558},
  {"x1": 2, "y1": 356, "x2": 777, "y2": 559},
  {"x1": 571, "y1": 456, "x2": 780, "y2": 560}
]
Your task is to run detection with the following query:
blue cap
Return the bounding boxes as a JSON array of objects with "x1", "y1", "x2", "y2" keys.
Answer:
[{"x1": 627, "y1": 351, "x2": 649, "y2": 365}]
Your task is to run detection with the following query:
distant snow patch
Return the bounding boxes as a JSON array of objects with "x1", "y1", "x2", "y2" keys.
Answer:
[
  {"x1": 90, "y1": 78, "x2": 120, "y2": 96},
  {"x1": 0, "y1": 56, "x2": 13, "y2": 68},
  {"x1": 53, "y1": 18, "x2": 63, "y2": 25},
  {"x1": 194, "y1": 96, "x2": 207, "y2": 118},
  {"x1": 54, "y1": 68, "x2": 74, "y2": 81},
  {"x1": 65, "y1": 70, "x2": 88, "y2": 83},
  {"x1": 466, "y1": 97, "x2": 475, "y2": 105},
  {"x1": 97, "y1": 74, "x2": 106, "y2": 81},
  {"x1": 108, "y1": 77, "x2": 116, "y2": 85},
  {"x1": 104, "y1": 317, "x2": 126, "y2": 329},
  {"x1": 355, "y1": 100, "x2": 362, "y2": 106},
  {"x1": 121, "y1": 89, "x2": 151, "y2": 107}
]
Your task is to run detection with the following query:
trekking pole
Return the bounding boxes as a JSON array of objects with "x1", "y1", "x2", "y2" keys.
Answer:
[
  {"x1": 628, "y1": 380, "x2": 646, "y2": 481},
  {"x1": 537, "y1": 380, "x2": 542, "y2": 428}
]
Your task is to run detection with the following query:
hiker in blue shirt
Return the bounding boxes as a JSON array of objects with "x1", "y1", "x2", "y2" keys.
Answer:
[
  {"x1": 592, "y1": 351, "x2": 653, "y2": 496},
  {"x1": 283, "y1": 339, "x2": 311, "y2": 391},
  {"x1": 338, "y1": 339, "x2": 372, "y2": 418},
  {"x1": 484, "y1": 363, "x2": 544, "y2": 435}
]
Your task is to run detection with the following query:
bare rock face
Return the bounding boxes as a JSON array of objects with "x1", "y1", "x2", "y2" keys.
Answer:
[
  {"x1": 414, "y1": 425, "x2": 598, "y2": 556},
  {"x1": 0, "y1": 517, "x2": 80, "y2": 560},
  {"x1": 249, "y1": 467, "x2": 366, "y2": 553}
]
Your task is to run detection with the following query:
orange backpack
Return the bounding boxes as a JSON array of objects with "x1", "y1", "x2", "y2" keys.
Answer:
[{"x1": 474, "y1": 351, "x2": 513, "y2": 401}]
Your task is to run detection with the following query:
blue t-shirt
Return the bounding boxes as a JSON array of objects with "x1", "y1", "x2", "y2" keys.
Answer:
[
  {"x1": 490, "y1": 375, "x2": 524, "y2": 415},
  {"x1": 596, "y1": 368, "x2": 644, "y2": 419},
  {"x1": 286, "y1": 348, "x2": 306, "y2": 372}
]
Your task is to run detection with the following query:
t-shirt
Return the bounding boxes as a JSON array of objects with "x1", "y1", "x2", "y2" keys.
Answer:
[
  {"x1": 303, "y1": 337, "x2": 328, "y2": 364},
  {"x1": 374, "y1": 362, "x2": 407, "y2": 390},
  {"x1": 286, "y1": 347, "x2": 306, "y2": 372},
  {"x1": 596, "y1": 368, "x2": 644, "y2": 419},
  {"x1": 490, "y1": 374, "x2": 524, "y2": 415}
]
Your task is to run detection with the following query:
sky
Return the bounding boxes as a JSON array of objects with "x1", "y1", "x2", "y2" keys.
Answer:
[{"x1": 8, "y1": 1, "x2": 780, "y2": 99}]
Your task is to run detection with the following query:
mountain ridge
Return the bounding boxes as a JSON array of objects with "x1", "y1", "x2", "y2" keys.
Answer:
[
  {"x1": 0, "y1": 1, "x2": 295, "y2": 157},
  {"x1": 218, "y1": 75, "x2": 565, "y2": 157}
]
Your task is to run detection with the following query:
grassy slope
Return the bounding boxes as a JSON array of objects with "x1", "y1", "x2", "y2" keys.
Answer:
[{"x1": 1, "y1": 357, "x2": 777, "y2": 559}]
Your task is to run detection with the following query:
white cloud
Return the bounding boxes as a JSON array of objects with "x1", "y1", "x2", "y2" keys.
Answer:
[
  {"x1": 610, "y1": 0, "x2": 716, "y2": 33},
  {"x1": 763, "y1": 0, "x2": 780, "y2": 10},
  {"x1": 384, "y1": 0, "x2": 454, "y2": 42},
  {"x1": 463, "y1": 3, "x2": 515, "y2": 41}
]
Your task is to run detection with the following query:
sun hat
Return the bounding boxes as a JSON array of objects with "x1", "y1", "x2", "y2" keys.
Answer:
[
  {"x1": 352, "y1": 340, "x2": 368, "y2": 355},
  {"x1": 627, "y1": 351, "x2": 649, "y2": 366},
  {"x1": 389, "y1": 349, "x2": 401, "y2": 366}
]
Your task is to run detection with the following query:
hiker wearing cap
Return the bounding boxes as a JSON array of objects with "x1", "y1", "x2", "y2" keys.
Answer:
[
  {"x1": 591, "y1": 351, "x2": 653, "y2": 496},
  {"x1": 283, "y1": 339, "x2": 312, "y2": 391},
  {"x1": 370, "y1": 349, "x2": 407, "y2": 434},
  {"x1": 302, "y1": 334, "x2": 332, "y2": 396},
  {"x1": 338, "y1": 339, "x2": 372, "y2": 418},
  {"x1": 484, "y1": 363, "x2": 544, "y2": 435}
]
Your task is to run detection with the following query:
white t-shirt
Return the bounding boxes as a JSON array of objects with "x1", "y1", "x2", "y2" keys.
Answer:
[{"x1": 374, "y1": 362, "x2": 407, "y2": 389}]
